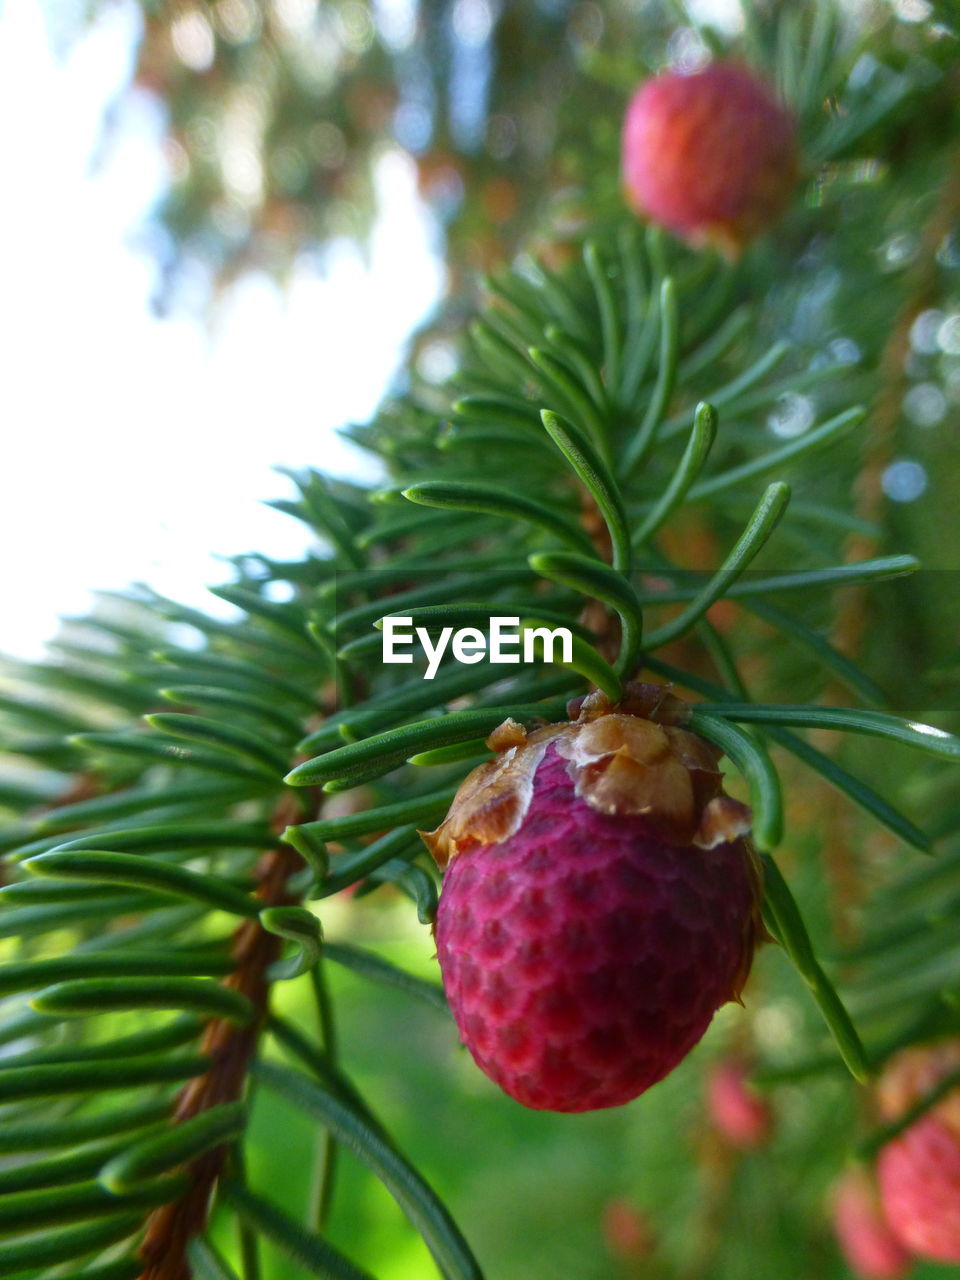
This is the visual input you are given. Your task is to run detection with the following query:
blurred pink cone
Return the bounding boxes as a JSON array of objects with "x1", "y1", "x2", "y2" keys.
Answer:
[
  {"x1": 833, "y1": 1168, "x2": 912, "y2": 1279},
  {"x1": 706, "y1": 1059, "x2": 772, "y2": 1148}
]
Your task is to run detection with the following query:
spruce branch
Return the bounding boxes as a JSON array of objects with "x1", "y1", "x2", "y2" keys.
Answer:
[
  {"x1": 2, "y1": 10, "x2": 960, "y2": 1271},
  {"x1": 137, "y1": 796, "x2": 304, "y2": 1280}
]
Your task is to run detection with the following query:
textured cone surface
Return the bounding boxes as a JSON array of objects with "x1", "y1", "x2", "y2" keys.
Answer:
[
  {"x1": 622, "y1": 62, "x2": 798, "y2": 253},
  {"x1": 435, "y1": 744, "x2": 758, "y2": 1112}
]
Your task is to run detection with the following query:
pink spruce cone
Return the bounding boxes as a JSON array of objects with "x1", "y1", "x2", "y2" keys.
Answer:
[
  {"x1": 833, "y1": 1168, "x2": 912, "y2": 1280},
  {"x1": 622, "y1": 62, "x2": 798, "y2": 255},
  {"x1": 706, "y1": 1058, "x2": 773, "y2": 1148},
  {"x1": 875, "y1": 1041, "x2": 960, "y2": 1263},
  {"x1": 602, "y1": 1198, "x2": 655, "y2": 1263},
  {"x1": 423, "y1": 685, "x2": 765, "y2": 1113}
]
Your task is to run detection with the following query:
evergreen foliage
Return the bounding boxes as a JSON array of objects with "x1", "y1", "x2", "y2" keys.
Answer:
[{"x1": 3, "y1": 2, "x2": 960, "y2": 1276}]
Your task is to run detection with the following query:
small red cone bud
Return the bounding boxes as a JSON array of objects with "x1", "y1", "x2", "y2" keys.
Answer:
[
  {"x1": 876, "y1": 1042, "x2": 960, "y2": 1263},
  {"x1": 706, "y1": 1058, "x2": 773, "y2": 1148},
  {"x1": 422, "y1": 685, "x2": 766, "y2": 1112},
  {"x1": 833, "y1": 1168, "x2": 913, "y2": 1280},
  {"x1": 622, "y1": 62, "x2": 798, "y2": 256},
  {"x1": 602, "y1": 1197, "x2": 655, "y2": 1263}
]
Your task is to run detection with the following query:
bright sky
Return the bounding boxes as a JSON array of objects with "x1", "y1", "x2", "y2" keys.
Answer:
[{"x1": 1, "y1": 0, "x2": 444, "y2": 659}]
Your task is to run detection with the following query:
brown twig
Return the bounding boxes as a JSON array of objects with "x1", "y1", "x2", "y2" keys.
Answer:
[{"x1": 137, "y1": 792, "x2": 307, "y2": 1280}]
